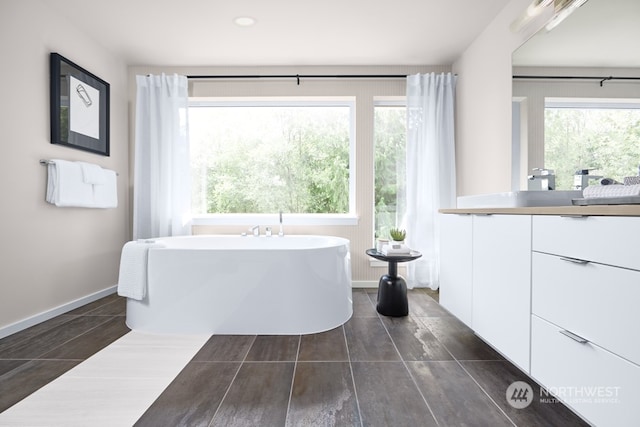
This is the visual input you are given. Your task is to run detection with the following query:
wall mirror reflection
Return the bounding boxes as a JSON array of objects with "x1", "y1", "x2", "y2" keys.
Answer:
[{"x1": 512, "y1": 0, "x2": 640, "y2": 191}]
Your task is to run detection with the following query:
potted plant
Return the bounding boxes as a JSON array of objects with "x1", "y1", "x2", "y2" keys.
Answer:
[{"x1": 389, "y1": 228, "x2": 406, "y2": 244}]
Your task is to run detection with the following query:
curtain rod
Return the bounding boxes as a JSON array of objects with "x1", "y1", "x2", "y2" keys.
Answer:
[
  {"x1": 186, "y1": 74, "x2": 409, "y2": 85},
  {"x1": 513, "y1": 75, "x2": 640, "y2": 87}
]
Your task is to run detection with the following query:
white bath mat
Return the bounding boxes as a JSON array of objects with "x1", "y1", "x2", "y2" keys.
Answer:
[{"x1": 0, "y1": 331, "x2": 210, "y2": 426}]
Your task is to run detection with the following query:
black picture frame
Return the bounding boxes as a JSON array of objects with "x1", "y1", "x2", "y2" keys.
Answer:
[{"x1": 50, "y1": 53, "x2": 110, "y2": 156}]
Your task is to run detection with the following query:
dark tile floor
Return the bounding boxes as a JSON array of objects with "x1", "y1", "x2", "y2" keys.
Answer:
[{"x1": 0, "y1": 289, "x2": 588, "y2": 426}]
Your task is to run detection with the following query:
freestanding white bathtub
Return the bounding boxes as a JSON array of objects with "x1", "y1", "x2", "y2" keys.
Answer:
[{"x1": 125, "y1": 235, "x2": 352, "y2": 335}]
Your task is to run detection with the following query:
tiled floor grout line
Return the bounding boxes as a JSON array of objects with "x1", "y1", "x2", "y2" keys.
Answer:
[
  {"x1": 0, "y1": 311, "x2": 114, "y2": 359},
  {"x1": 206, "y1": 335, "x2": 257, "y2": 427},
  {"x1": 78, "y1": 314, "x2": 123, "y2": 317},
  {"x1": 0, "y1": 313, "x2": 95, "y2": 385},
  {"x1": 80, "y1": 298, "x2": 125, "y2": 316},
  {"x1": 41, "y1": 315, "x2": 118, "y2": 355},
  {"x1": 375, "y1": 311, "x2": 442, "y2": 426},
  {"x1": 413, "y1": 315, "x2": 519, "y2": 427},
  {"x1": 455, "y1": 359, "x2": 519, "y2": 427},
  {"x1": 342, "y1": 323, "x2": 364, "y2": 427},
  {"x1": 2, "y1": 315, "x2": 116, "y2": 363},
  {"x1": 0, "y1": 318, "x2": 76, "y2": 353},
  {"x1": 283, "y1": 335, "x2": 302, "y2": 426}
]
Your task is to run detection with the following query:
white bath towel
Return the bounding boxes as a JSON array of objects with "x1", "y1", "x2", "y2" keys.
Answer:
[
  {"x1": 623, "y1": 176, "x2": 640, "y2": 186},
  {"x1": 583, "y1": 184, "x2": 640, "y2": 198},
  {"x1": 78, "y1": 161, "x2": 107, "y2": 185},
  {"x1": 45, "y1": 159, "x2": 117, "y2": 208},
  {"x1": 117, "y1": 240, "x2": 166, "y2": 300},
  {"x1": 46, "y1": 159, "x2": 93, "y2": 207},
  {"x1": 92, "y1": 169, "x2": 118, "y2": 208}
]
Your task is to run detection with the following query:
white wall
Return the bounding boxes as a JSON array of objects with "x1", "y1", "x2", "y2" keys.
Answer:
[
  {"x1": 452, "y1": 0, "x2": 545, "y2": 197},
  {"x1": 0, "y1": 0, "x2": 130, "y2": 335}
]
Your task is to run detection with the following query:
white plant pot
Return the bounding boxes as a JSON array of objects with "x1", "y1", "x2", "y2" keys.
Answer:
[{"x1": 376, "y1": 239, "x2": 389, "y2": 252}]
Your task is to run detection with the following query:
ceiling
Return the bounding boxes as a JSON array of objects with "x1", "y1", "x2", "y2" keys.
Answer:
[
  {"x1": 48, "y1": 0, "x2": 512, "y2": 67},
  {"x1": 513, "y1": 0, "x2": 640, "y2": 68}
]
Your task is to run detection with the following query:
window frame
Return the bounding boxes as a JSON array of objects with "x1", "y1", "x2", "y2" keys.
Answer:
[
  {"x1": 371, "y1": 97, "x2": 407, "y2": 267},
  {"x1": 188, "y1": 97, "x2": 358, "y2": 226},
  {"x1": 372, "y1": 97, "x2": 407, "y2": 231}
]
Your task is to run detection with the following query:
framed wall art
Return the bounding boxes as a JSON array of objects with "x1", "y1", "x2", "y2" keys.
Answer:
[{"x1": 50, "y1": 52, "x2": 110, "y2": 156}]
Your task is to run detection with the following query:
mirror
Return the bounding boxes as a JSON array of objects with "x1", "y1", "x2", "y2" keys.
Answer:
[
  {"x1": 513, "y1": 0, "x2": 640, "y2": 68},
  {"x1": 511, "y1": 0, "x2": 640, "y2": 191}
]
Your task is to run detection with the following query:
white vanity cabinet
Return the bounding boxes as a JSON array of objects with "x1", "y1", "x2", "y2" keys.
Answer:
[
  {"x1": 439, "y1": 213, "x2": 473, "y2": 327},
  {"x1": 531, "y1": 215, "x2": 640, "y2": 427},
  {"x1": 439, "y1": 213, "x2": 532, "y2": 371},
  {"x1": 471, "y1": 214, "x2": 532, "y2": 372},
  {"x1": 439, "y1": 209, "x2": 640, "y2": 427},
  {"x1": 531, "y1": 315, "x2": 639, "y2": 427}
]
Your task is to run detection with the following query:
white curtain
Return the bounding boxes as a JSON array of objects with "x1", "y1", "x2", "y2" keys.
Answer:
[
  {"x1": 403, "y1": 72, "x2": 457, "y2": 290},
  {"x1": 133, "y1": 74, "x2": 191, "y2": 240}
]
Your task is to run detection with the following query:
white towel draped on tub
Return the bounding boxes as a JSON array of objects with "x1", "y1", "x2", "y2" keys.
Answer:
[
  {"x1": 46, "y1": 159, "x2": 117, "y2": 208},
  {"x1": 117, "y1": 240, "x2": 166, "y2": 300}
]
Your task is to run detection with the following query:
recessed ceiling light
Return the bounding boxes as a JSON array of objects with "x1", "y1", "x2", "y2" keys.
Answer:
[{"x1": 234, "y1": 16, "x2": 256, "y2": 27}]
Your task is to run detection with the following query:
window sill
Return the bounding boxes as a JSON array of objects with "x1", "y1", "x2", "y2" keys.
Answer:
[{"x1": 191, "y1": 213, "x2": 359, "y2": 227}]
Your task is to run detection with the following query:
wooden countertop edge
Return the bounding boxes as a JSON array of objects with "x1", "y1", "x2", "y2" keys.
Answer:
[{"x1": 439, "y1": 205, "x2": 640, "y2": 216}]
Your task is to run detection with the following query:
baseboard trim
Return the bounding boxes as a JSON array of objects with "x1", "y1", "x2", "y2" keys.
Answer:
[
  {"x1": 0, "y1": 285, "x2": 118, "y2": 339},
  {"x1": 352, "y1": 281, "x2": 378, "y2": 289}
]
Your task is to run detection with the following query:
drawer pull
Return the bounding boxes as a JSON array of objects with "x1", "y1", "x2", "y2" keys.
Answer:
[
  {"x1": 559, "y1": 256, "x2": 590, "y2": 265},
  {"x1": 559, "y1": 330, "x2": 589, "y2": 344}
]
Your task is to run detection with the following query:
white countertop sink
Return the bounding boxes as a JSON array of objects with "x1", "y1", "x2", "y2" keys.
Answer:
[{"x1": 457, "y1": 191, "x2": 583, "y2": 208}]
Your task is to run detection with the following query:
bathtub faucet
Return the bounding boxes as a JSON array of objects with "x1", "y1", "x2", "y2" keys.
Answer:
[
  {"x1": 278, "y1": 211, "x2": 284, "y2": 237},
  {"x1": 251, "y1": 225, "x2": 260, "y2": 237}
]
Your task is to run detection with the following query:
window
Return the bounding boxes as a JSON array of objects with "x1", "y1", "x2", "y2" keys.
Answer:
[
  {"x1": 189, "y1": 99, "x2": 354, "y2": 218},
  {"x1": 544, "y1": 99, "x2": 640, "y2": 190},
  {"x1": 374, "y1": 100, "x2": 406, "y2": 238}
]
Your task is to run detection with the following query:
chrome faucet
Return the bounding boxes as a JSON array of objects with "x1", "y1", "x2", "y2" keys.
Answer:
[
  {"x1": 251, "y1": 225, "x2": 260, "y2": 237},
  {"x1": 278, "y1": 211, "x2": 284, "y2": 237},
  {"x1": 527, "y1": 168, "x2": 556, "y2": 191}
]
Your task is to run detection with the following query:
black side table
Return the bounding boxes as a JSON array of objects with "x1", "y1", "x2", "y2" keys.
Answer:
[{"x1": 366, "y1": 249, "x2": 422, "y2": 317}]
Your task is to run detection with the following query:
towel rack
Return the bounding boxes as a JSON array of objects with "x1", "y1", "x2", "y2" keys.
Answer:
[{"x1": 39, "y1": 159, "x2": 119, "y2": 176}]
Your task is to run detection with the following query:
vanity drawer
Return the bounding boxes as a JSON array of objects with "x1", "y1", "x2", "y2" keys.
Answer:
[
  {"x1": 532, "y1": 251, "x2": 640, "y2": 365},
  {"x1": 532, "y1": 215, "x2": 640, "y2": 271},
  {"x1": 531, "y1": 315, "x2": 640, "y2": 427}
]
